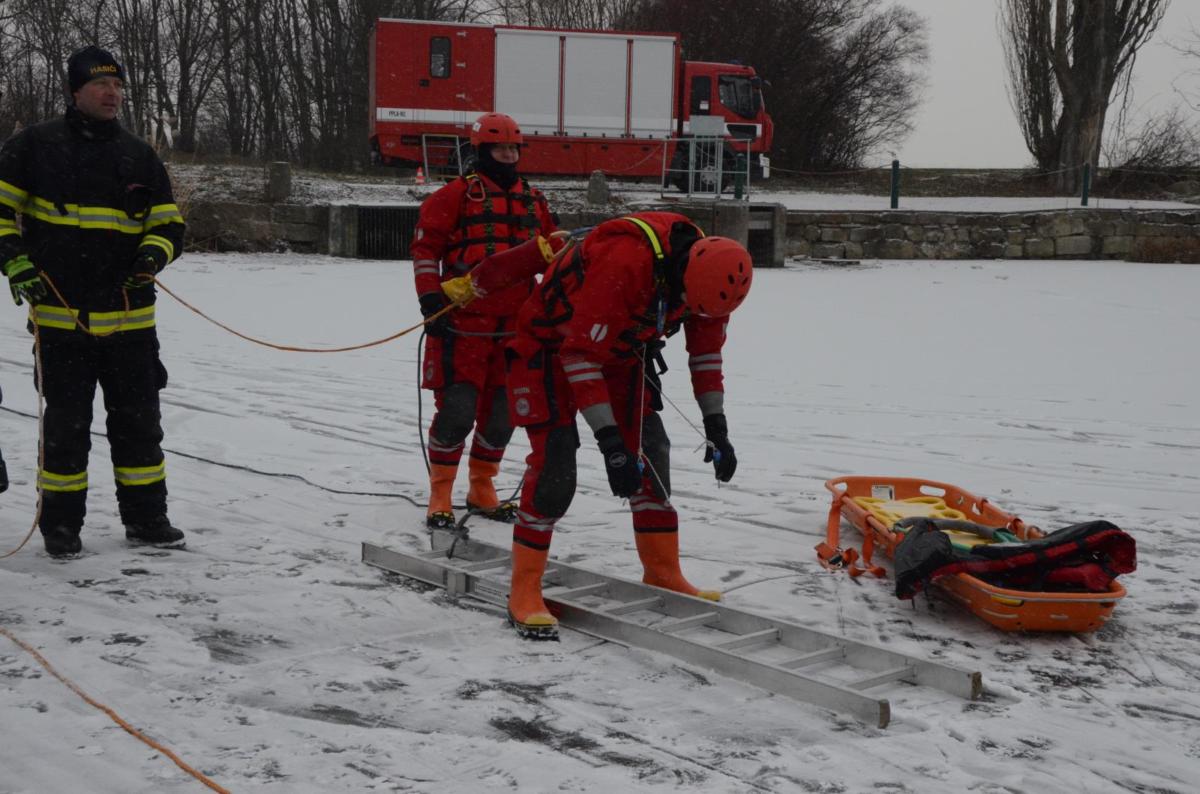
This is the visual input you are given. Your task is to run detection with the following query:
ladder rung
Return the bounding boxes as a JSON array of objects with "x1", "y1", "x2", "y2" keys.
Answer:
[
  {"x1": 657, "y1": 612, "x2": 720, "y2": 633},
  {"x1": 848, "y1": 665, "x2": 914, "y2": 690},
  {"x1": 605, "y1": 596, "x2": 664, "y2": 616},
  {"x1": 778, "y1": 645, "x2": 845, "y2": 668},
  {"x1": 459, "y1": 558, "x2": 508, "y2": 572},
  {"x1": 548, "y1": 582, "x2": 609, "y2": 600},
  {"x1": 713, "y1": 628, "x2": 779, "y2": 651}
]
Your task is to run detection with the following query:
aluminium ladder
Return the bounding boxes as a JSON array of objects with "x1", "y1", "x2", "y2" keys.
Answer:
[{"x1": 362, "y1": 538, "x2": 982, "y2": 728}]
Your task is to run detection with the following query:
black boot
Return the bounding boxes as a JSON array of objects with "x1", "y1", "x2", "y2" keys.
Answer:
[
  {"x1": 0, "y1": 448, "x2": 8, "y2": 493},
  {"x1": 125, "y1": 516, "x2": 186, "y2": 549},
  {"x1": 41, "y1": 525, "x2": 83, "y2": 558}
]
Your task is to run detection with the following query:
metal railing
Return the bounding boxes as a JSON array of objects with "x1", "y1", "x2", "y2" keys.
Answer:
[{"x1": 659, "y1": 136, "x2": 754, "y2": 200}]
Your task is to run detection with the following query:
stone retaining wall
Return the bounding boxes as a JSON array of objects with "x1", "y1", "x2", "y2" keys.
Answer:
[
  {"x1": 186, "y1": 202, "x2": 329, "y2": 253},
  {"x1": 786, "y1": 208, "x2": 1200, "y2": 261},
  {"x1": 183, "y1": 201, "x2": 1200, "y2": 263}
]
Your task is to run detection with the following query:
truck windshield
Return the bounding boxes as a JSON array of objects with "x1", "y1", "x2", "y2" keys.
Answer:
[{"x1": 718, "y1": 75, "x2": 757, "y2": 120}]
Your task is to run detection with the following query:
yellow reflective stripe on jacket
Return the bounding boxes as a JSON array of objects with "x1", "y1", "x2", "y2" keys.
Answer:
[
  {"x1": 114, "y1": 461, "x2": 166, "y2": 487},
  {"x1": 22, "y1": 197, "x2": 146, "y2": 233},
  {"x1": 39, "y1": 469, "x2": 89, "y2": 493},
  {"x1": 623, "y1": 216, "x2": 665, "y2": 261},
  {"x1": 33, "y1": 304, "x2": 155, "y2": 331},
  {"x1": 89, "y1": 305, "x2": 155, "y2": 331},
  {"x1": 0, "y1": 217, "x2": 18, "y2": 238},
  {"x1": 32, "y1": 305, "x2": 79, "y2": 330},
  {"x1": 142, "y1": 233, "x2": 174, "y2": 261},
  {"x1": 0, "y1": 179, "x2": 29, "y2": 211},
  {"x1": 145, "y1": 204, "x2": 184, "y2": 228}
]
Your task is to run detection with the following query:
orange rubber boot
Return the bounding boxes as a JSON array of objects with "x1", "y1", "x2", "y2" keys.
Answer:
[
  {"x1": 426, "y1": 463, "x2": 458, "y2": 529},
  {"x1": 466, "y1": 458, "x2": 516, "y2": 521},
  {"x1": 635, "y1": 531, "x2": 721, "y2": 601},
  {"x1": 507, "y1": 543, "x2": 558, "y2": 640},
  {"x1": 466, "y1": 458, "x2": 500, "y2": 509}
]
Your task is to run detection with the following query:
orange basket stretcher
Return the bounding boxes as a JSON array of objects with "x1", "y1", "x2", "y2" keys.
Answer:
[{"x1": 818, "y1": 475, "x2": 1126, "y2": 632}]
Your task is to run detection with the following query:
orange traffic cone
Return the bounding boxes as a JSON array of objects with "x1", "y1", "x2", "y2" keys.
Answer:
[{"x1": 415, "y1": 166, "x2": 426, "y2": 186}]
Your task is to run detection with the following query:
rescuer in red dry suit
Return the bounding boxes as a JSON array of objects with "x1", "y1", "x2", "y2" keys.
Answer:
[
  {"x1": 446, "y1": 211, "x2": 753, "y2": 639},
  {"x1": 410, "y1": 112, "x2": 558, "y2": 532}
]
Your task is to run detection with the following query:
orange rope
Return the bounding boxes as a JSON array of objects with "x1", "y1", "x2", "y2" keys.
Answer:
[
  {"x1": 152, "y1": 276, "x2": 446, "y2": 352},
  {"x1": 0, "y1": 625, "x2": 231, "y2": 792}
]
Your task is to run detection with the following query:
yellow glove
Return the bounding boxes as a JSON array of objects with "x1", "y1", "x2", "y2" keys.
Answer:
[{"x1": 441, "y1": 275, "x2": 477, "y2": 306}]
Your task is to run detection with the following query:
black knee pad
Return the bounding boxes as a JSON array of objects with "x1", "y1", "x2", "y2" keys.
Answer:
[
  {"x1": 532, "y1": 424, "x2": 580, "y2": 518},
  {"x1": 478, "y1": 388, "x2": 514, "y2": 449},
  {"x1": 429, "y1": 383, "x2": 478, "y2": 445},
  {"x1": 641, "y1": 413, "x2": 671, "y2": 498}
]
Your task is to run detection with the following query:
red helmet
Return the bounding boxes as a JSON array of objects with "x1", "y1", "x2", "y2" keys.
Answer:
[
  {"x1": 470, "y1": 112, "x2": 523, "y2": 146},
  {"x1": 683, "y1": 236, "x2": 753, "y2": 317}
]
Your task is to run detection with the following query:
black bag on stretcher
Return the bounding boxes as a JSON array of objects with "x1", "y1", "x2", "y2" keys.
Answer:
[{"x1": 894, "y1": 517, "x2": 1136, "y2": 600}]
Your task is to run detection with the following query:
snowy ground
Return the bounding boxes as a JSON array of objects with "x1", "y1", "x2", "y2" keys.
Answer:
[
  {"x1": 1, "y1": 252, "x2": 1198, "y2": 793},
  {"x1": 168, "y1": 163, "x2": 1199, "y2": 215}
]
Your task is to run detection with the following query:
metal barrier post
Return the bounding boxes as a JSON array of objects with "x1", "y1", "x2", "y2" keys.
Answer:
[
  {"x1": 1081, "y1": 163, "x2": 1091, "y2": 206},
  {"x1": 890, "y1": 159, "x2": 900, "y2": 209},
  {"x1": 734, "y1": 152, "x2": 746, "y2": 200}
]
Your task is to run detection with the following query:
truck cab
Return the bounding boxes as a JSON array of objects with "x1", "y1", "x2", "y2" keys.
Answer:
[{"x1": 681, "y1": 61, "x2": 773, "y2": 177}]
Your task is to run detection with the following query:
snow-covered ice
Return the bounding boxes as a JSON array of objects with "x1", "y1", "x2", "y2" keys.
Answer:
[{"x1": 1, "y1": 251, "x2": 1198, "y2": 792}]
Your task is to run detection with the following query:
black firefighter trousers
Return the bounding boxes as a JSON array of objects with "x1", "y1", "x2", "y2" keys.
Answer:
[{"x1": 35, "y1": 332, "x2": 168, "y2": 531}]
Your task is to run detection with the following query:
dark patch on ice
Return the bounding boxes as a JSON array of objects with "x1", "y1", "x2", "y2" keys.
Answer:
[
  {"x1": 1027, "y1": 667, "x2": 1102, "y2": 690},
  {"x1": 977, "y1": 737, "x2": 1045, "y2": 760},
  {"x1": 671, "y1": 665, "x2": 712, "y2": 687},
  {"x1": 597, "y1": 749, "x2": 657, "y2": 770},
  {"x1": 344, "y1": 761, "x2": 381, "y2": 779},
  {"x1": 0, "y1": 664, "x2": 41, "y2": 680},
  {"x1": 457, "y1": 678, "x2": 551, "y2": 705},
  {"x1": 0, "y1": 610, "x2": 24, "y2": 626},
  {"x1": 104, "y1": 633, "x2": 145, "y2": 646},
  {"x1": 322, "y1": 681, "x2": 361, "y2": 693},
  {"x1": 1158, "y1": 601, "x2": 1197, "y2": 615},
  {"x1": 288, "y1": 704, "x2": 400, "y2": 729},
  {"x1": 899, "y1": 630, "x2": 976, "y2": 650},
  {"x1": 68, "y1": 578, "x2": 119, "y2": 589},
  {"x1": 490, "y1": 715, "x2": 599, "y2": 752},
  {"x1": 1121, "y1": 702, "x2": 1200, "y2": 723},
  {"x1": 994, "y1": 649, "x2": 1029, "y2": 663},
  {"x1": 67, "y1": 636, "x2": 84, "y2": 644},
  {"x1": 120, "y1": 568, "x2": 152, "y2": 577},
  {"x1": 195, "y1": 628, "x2": 291, "y2": 664},
  {"x1": 364, "y1": 677, "x2": 407, "y2": 693},
  {"x1": 1108, "y1": 781, "x2": 1186, "y2": 794},
  {"x1": 377, "y1": 650, "x2": 422, "y2": 670},
  {"x1": 378, "y1": 570, "x2": 437, "y2": 593},
  {"x1": 328, "y1": 579, "x2": 390, "y2": 590},
  {"x1": 720, "y1": 569, "x2": 746, "y2": 583}
]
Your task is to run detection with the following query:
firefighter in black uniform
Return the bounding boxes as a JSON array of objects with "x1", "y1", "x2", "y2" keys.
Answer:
[{"x1": 0, "y1": 46, "x2": 186, "y2": 557}]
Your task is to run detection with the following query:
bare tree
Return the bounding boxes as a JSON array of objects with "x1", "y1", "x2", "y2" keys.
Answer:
[
  {"x1": 620, "y1": 0, "x2": 927, "y2": 170},
  {"x1": 495, "y1": 0, "x2": 642, "y2": 27},
  {"x1": 1000, "y1": 0, "x2": 1169, "y2": 192},
  {"x1": 1166, "y1": 22, "x2": 1200, "y2": 111}
]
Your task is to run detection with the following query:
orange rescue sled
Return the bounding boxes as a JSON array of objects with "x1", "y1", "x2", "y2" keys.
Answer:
[{"x1": 818, "y1": 475, "x2": 1127, "y2": 632}]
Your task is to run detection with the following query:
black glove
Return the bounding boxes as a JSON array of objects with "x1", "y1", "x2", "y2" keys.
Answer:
[
  {"x1": 4, "y1": 255, "x2": 47, "y2": 305},
  {"x1": 595, "y1": 425, "x2": 642, "y2": 498},
  {"x1": 419, "y1": 292, "x2": 452, "y2": 338},
  {"x1": 123, "y1": 253, "x2": 160, "y2": 290},
  {"x1": 702, "y1": 413, "x2": 737, "y2": 482}
]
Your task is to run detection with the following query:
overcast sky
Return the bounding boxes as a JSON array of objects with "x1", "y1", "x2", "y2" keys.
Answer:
[{"x1": 892, "y1": 0, "x2": 1200, "y2": 168}]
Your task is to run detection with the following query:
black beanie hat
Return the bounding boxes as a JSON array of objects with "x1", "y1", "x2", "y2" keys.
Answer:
[{"x1": 68, "y1": 46, "x2": 125, "y2": 93}]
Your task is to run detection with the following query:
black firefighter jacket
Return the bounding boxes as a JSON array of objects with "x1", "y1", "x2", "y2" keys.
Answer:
[{"x1": 0, "y1": 106, "x2": 185, "y2": 338}]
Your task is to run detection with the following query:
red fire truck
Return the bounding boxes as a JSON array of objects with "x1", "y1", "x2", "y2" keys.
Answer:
[{"x1": 368, "y1": 18, "x2": 773, "y2": 185}]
